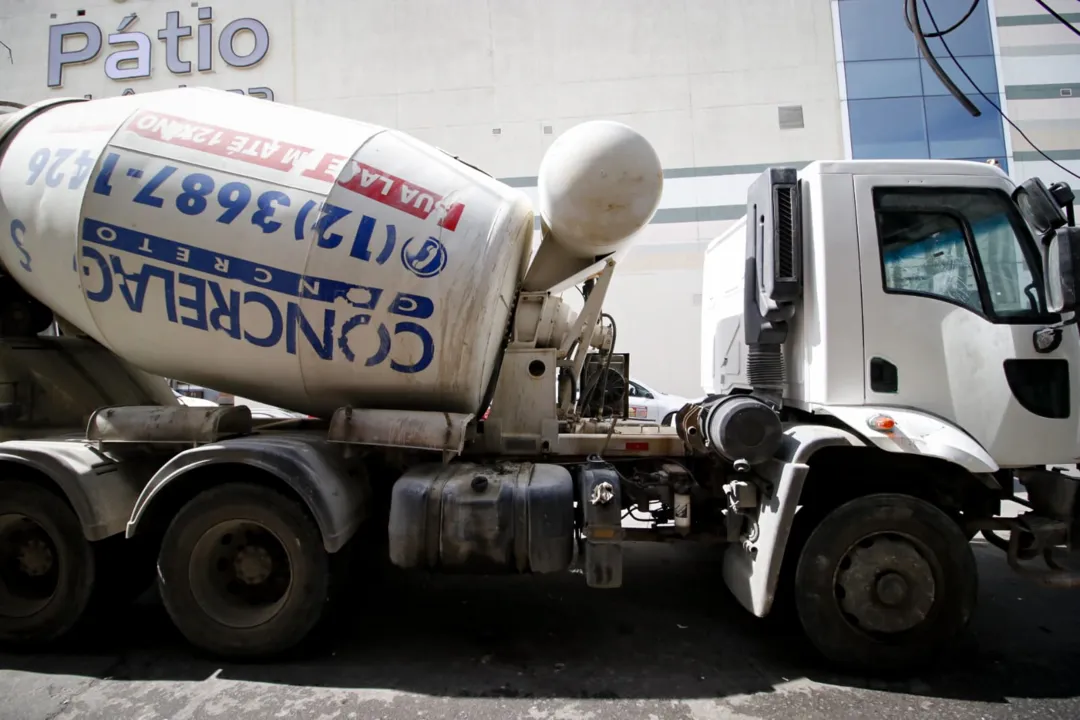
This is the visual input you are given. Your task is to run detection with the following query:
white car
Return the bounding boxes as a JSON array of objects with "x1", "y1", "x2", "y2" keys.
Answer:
[
  {"x1": 173, "y1": 390, "x2": 218, "y2": 408},
  {"x1": 483, "y1": 378, "x2": 694, "y2": 425},
  {"x1": 625, "y1": 379, "x2": 693, "y2": 425}
]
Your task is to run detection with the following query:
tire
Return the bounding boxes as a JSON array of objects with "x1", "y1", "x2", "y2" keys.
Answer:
[
  {"x1": 793, "y1": 493, "x2": 977, "y2": 674},
  {"x1": 157, "y1": 483, "x2": 331, "y2": 659},
  {"x1": 662, "y1": 412, "x2": 676, "y2": 427},
  {"x1": 0, "y1": 480, "x2": 96, "y2": 646}
]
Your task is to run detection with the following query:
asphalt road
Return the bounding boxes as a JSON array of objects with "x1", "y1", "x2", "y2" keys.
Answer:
[{"x1": 1, "y1": 538, "x2": 1078, "y2": 720}]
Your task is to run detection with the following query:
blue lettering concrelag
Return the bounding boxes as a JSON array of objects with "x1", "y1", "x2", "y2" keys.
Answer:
[
  {"x1": 79, "y1": 222, "x2": 436, "y2": 373},
  {"x1": 82, "y1": 218, "x2": 396, "y2": 308}
]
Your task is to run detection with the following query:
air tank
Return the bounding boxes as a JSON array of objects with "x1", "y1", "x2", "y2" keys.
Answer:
[{"x1": 0, "y1": 88, "x2": 534, "y2": 418}]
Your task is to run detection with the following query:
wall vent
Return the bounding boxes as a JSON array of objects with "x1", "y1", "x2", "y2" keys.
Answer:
[{"x1": 778, "y1": 105, "x2": 804, "y2": 130}]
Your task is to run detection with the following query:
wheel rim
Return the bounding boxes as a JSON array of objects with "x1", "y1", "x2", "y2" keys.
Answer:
[
  {"x1": 833, "y1": 532, "x2": 939, "y2": 636},
  {"x1": 0, "y1": 513, "x2": 61, "y2": 618},
  {"x1": 187, "y1": 519, "x2": 293, "y2": 629}
]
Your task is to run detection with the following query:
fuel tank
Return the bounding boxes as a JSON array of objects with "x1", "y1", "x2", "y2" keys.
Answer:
[{"x1": 0, "y1": 88, "x2": 534, "y2": 418}]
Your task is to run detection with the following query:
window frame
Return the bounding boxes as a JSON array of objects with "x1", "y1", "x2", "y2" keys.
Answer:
[{"x1": 872, "y1": 185, "x2": 1058, "y2": 326}]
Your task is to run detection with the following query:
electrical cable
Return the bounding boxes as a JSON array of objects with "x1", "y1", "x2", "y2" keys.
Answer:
[
  {"x1": 903, "y1": 0, "x2": 982, "y2": 39},
  {"x1": 915, "y1": 0, "x2": 1080, "y2": 182},
  {"x1": 1031, "y1": 0, "x2": 1080, "y2": 40},
  {"x1": 905, "y1": 0, "x2": 980, "y2": 116},
  {"x1": 579, "y1": 312, "x2": 619, "y2": 417},
  {"x1": 596, "y1": 312, "x2": 618, "y2": 417}
]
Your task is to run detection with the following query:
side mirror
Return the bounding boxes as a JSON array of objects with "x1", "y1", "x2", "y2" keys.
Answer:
[
  {"x1": 1045, "y1": 227, "x2": 1080, "y2": 313},
  {"x1": 1014, "y1": 178, "x2": 1067, "y2": 237}
]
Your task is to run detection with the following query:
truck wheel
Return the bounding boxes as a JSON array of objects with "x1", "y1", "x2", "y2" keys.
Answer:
[
  {"x1": 793, "y1": 493, "x2": 977, "y2": 674},
  {"x1": 0, "y1": 480, "x2": 95, "y2": 646},
  {"x1": 157, "y1": 483, "x2": 330, "y2": 659}
]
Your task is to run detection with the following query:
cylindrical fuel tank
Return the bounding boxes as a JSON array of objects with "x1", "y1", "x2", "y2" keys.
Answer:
[{"x1": 0, "y1": 88, "x2": 534, "y2": 418}]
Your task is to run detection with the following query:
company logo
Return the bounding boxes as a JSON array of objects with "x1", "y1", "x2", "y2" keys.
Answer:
[
  {"x1": 401, "y1": 237, "x2": 448, "y2": 279},
  {"x1": 47, "y1": 6, "x2": 270, "y2": 91}
]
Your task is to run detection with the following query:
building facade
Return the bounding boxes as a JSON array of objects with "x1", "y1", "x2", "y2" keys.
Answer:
[{"x1": 1, "y1": 0, "x2": 1078, "y2": 398}]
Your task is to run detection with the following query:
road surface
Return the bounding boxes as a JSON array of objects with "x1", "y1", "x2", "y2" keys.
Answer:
[{"x1": 2, "y1": 535, "x2": 1079, "y2": 720}]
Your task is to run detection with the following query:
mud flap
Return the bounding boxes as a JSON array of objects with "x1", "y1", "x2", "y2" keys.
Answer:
[
  {"x1": 577, "y1": 458, "x2": 624, "y2": 588},
  {"x1": 722, "y1": 425, "x2": 863, "y2": 617}
]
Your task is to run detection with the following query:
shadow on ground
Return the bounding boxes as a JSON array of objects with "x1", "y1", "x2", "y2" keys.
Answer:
[{"x1": 1, "y1": 541, "x2": 1078, "y2": 705}]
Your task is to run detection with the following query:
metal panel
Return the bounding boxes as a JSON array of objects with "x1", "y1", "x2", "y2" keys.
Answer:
[
  {"x1": 126, "y1": 432, "x2": 368, "y2": 553},
  {"x1": 86, "y1": 404, "x2": 252, "y2": 444},
  {"x1": 0, "y1": 437, "x2": 150, "y2": 540},
  {"x1": 553, "y1": 429, "x2": 687, "y2": 457},
  {"x1": 327, "y1": 407, "x2": 473, "y2": 455}
]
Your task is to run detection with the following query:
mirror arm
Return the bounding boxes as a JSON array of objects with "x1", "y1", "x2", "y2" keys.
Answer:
[{"x1": 1034, "y1": 315, "x2": 1079, "y2": 354}]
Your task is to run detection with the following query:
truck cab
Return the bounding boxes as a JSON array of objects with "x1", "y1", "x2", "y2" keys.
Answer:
[
  {"x1": 687, "y1": 159, "x2": 1080, "y2": 672},
  {"x1": 704, "y1": 160, "x2": 1080, "y2": 470}
]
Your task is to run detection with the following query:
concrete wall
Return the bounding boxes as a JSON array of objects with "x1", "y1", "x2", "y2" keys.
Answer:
[
  {"x1": 992, "y1": 0, "x2": 1080, "y2": 186},
  {"x1": 3, "y1": 0, "x2": 845, "y2": 397}
]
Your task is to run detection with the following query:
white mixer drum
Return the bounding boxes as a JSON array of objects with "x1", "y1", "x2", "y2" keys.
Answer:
[{"x1": 0, "y1": 88, "x2": 534, "y2": 418}]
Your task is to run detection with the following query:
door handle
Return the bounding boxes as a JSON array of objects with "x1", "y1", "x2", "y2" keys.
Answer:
[{"x1": 870, "y1": 357, "x2": 898, "y2": 393}]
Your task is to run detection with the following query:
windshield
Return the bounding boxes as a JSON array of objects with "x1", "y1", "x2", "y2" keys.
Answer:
[{"x1": 874, "y1": 186, "x2": 1049, "y2": 322}]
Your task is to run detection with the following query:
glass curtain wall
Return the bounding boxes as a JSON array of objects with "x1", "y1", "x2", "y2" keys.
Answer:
[{"x1": 838, "y1": 0, "x2": 1008, "y2": 170}]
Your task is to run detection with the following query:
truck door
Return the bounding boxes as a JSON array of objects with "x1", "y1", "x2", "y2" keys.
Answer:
[{"x1": 853, "y1": 172, "x2": 1080, "y2": 467}]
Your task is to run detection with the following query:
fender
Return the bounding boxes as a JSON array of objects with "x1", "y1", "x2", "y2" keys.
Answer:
[
  {"x1": 722, "y1": 423, "x2": 864, "y2": 618},
  {"x1": 126, "y1": 434, "x2": 370, "y2": 553},
  {"x1": 820, "y1": 404, "x2": 999, "y2": 474},
  {"x1": 0, "y1": 439, "x2": 148, "y2": 541}
]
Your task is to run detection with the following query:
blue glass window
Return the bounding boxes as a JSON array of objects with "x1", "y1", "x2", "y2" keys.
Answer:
[
  {"x1": 839, "y1": 0, "x2": 995, "y2": 60},
  {"x1": 840, "y1": 0, "x2": 1006, "y2": 164},
  {"x1": 920, "y1": 56, "x2": 999, "y2": 97},
  {"x1": 839, "y1": 0, "x2": 918, "y2": 61},
  {"x1": 917, "y1": 0, "x2": 995, "y2": 58},
  {"x1": 849, "y1": 98, "x2": 929, "y2": 159},
  {"x1": 925, "y1": 93, "x2": 1006, "y2": 159},
  {"x1": 846, "y1": 60, "x2": 923, "y2": 99}
]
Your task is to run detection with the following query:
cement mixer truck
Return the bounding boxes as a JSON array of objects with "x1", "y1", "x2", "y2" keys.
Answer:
[{"x1": 1, "y1": 88, "x2": 1079, "y2": 674}]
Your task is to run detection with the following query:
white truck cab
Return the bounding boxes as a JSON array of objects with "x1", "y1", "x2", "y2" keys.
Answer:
[
  {"x1": 703, "y1": 160, "x2": 1079, "y2": 470},
  {"x1": 686, "y1": 159, "x2": 1080, "y2": 671}
]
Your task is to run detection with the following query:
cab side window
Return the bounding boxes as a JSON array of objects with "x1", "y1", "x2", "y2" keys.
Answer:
[
  {"x1": 877, "y1": 208, "x2": 984, "y2": 313},
  {"x1": 873, "y1": 187, "x2": 1046, "y2": 321}
]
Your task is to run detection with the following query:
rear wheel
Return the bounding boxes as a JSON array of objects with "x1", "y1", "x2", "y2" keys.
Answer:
[
  {"x1": 794, "y1": 493, "x2": 977, "y2": 674},
  {"x1": 157, "y1": 483, "x2": 331, "y2": 659},
  {"x1": 0, "y1": 480, "x2": 95, "y2": 646}
]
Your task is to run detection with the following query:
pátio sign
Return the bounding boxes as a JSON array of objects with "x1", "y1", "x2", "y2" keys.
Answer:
[{"x1": 47, "y1": 6, "x2": 271, "y2": 95}]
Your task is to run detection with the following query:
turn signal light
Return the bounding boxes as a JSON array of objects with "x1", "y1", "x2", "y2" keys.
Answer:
[{"x1": 868, "y1": 414, "x2": 896, "y2": 432}]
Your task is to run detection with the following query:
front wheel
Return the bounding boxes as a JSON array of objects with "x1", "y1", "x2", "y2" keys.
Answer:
[
  {"x1": 793, "y1": 493, "x2": 977, "y2": 674},
  {"x1": 157, "y1": 483, "x2": 331, "y2": 659}
]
